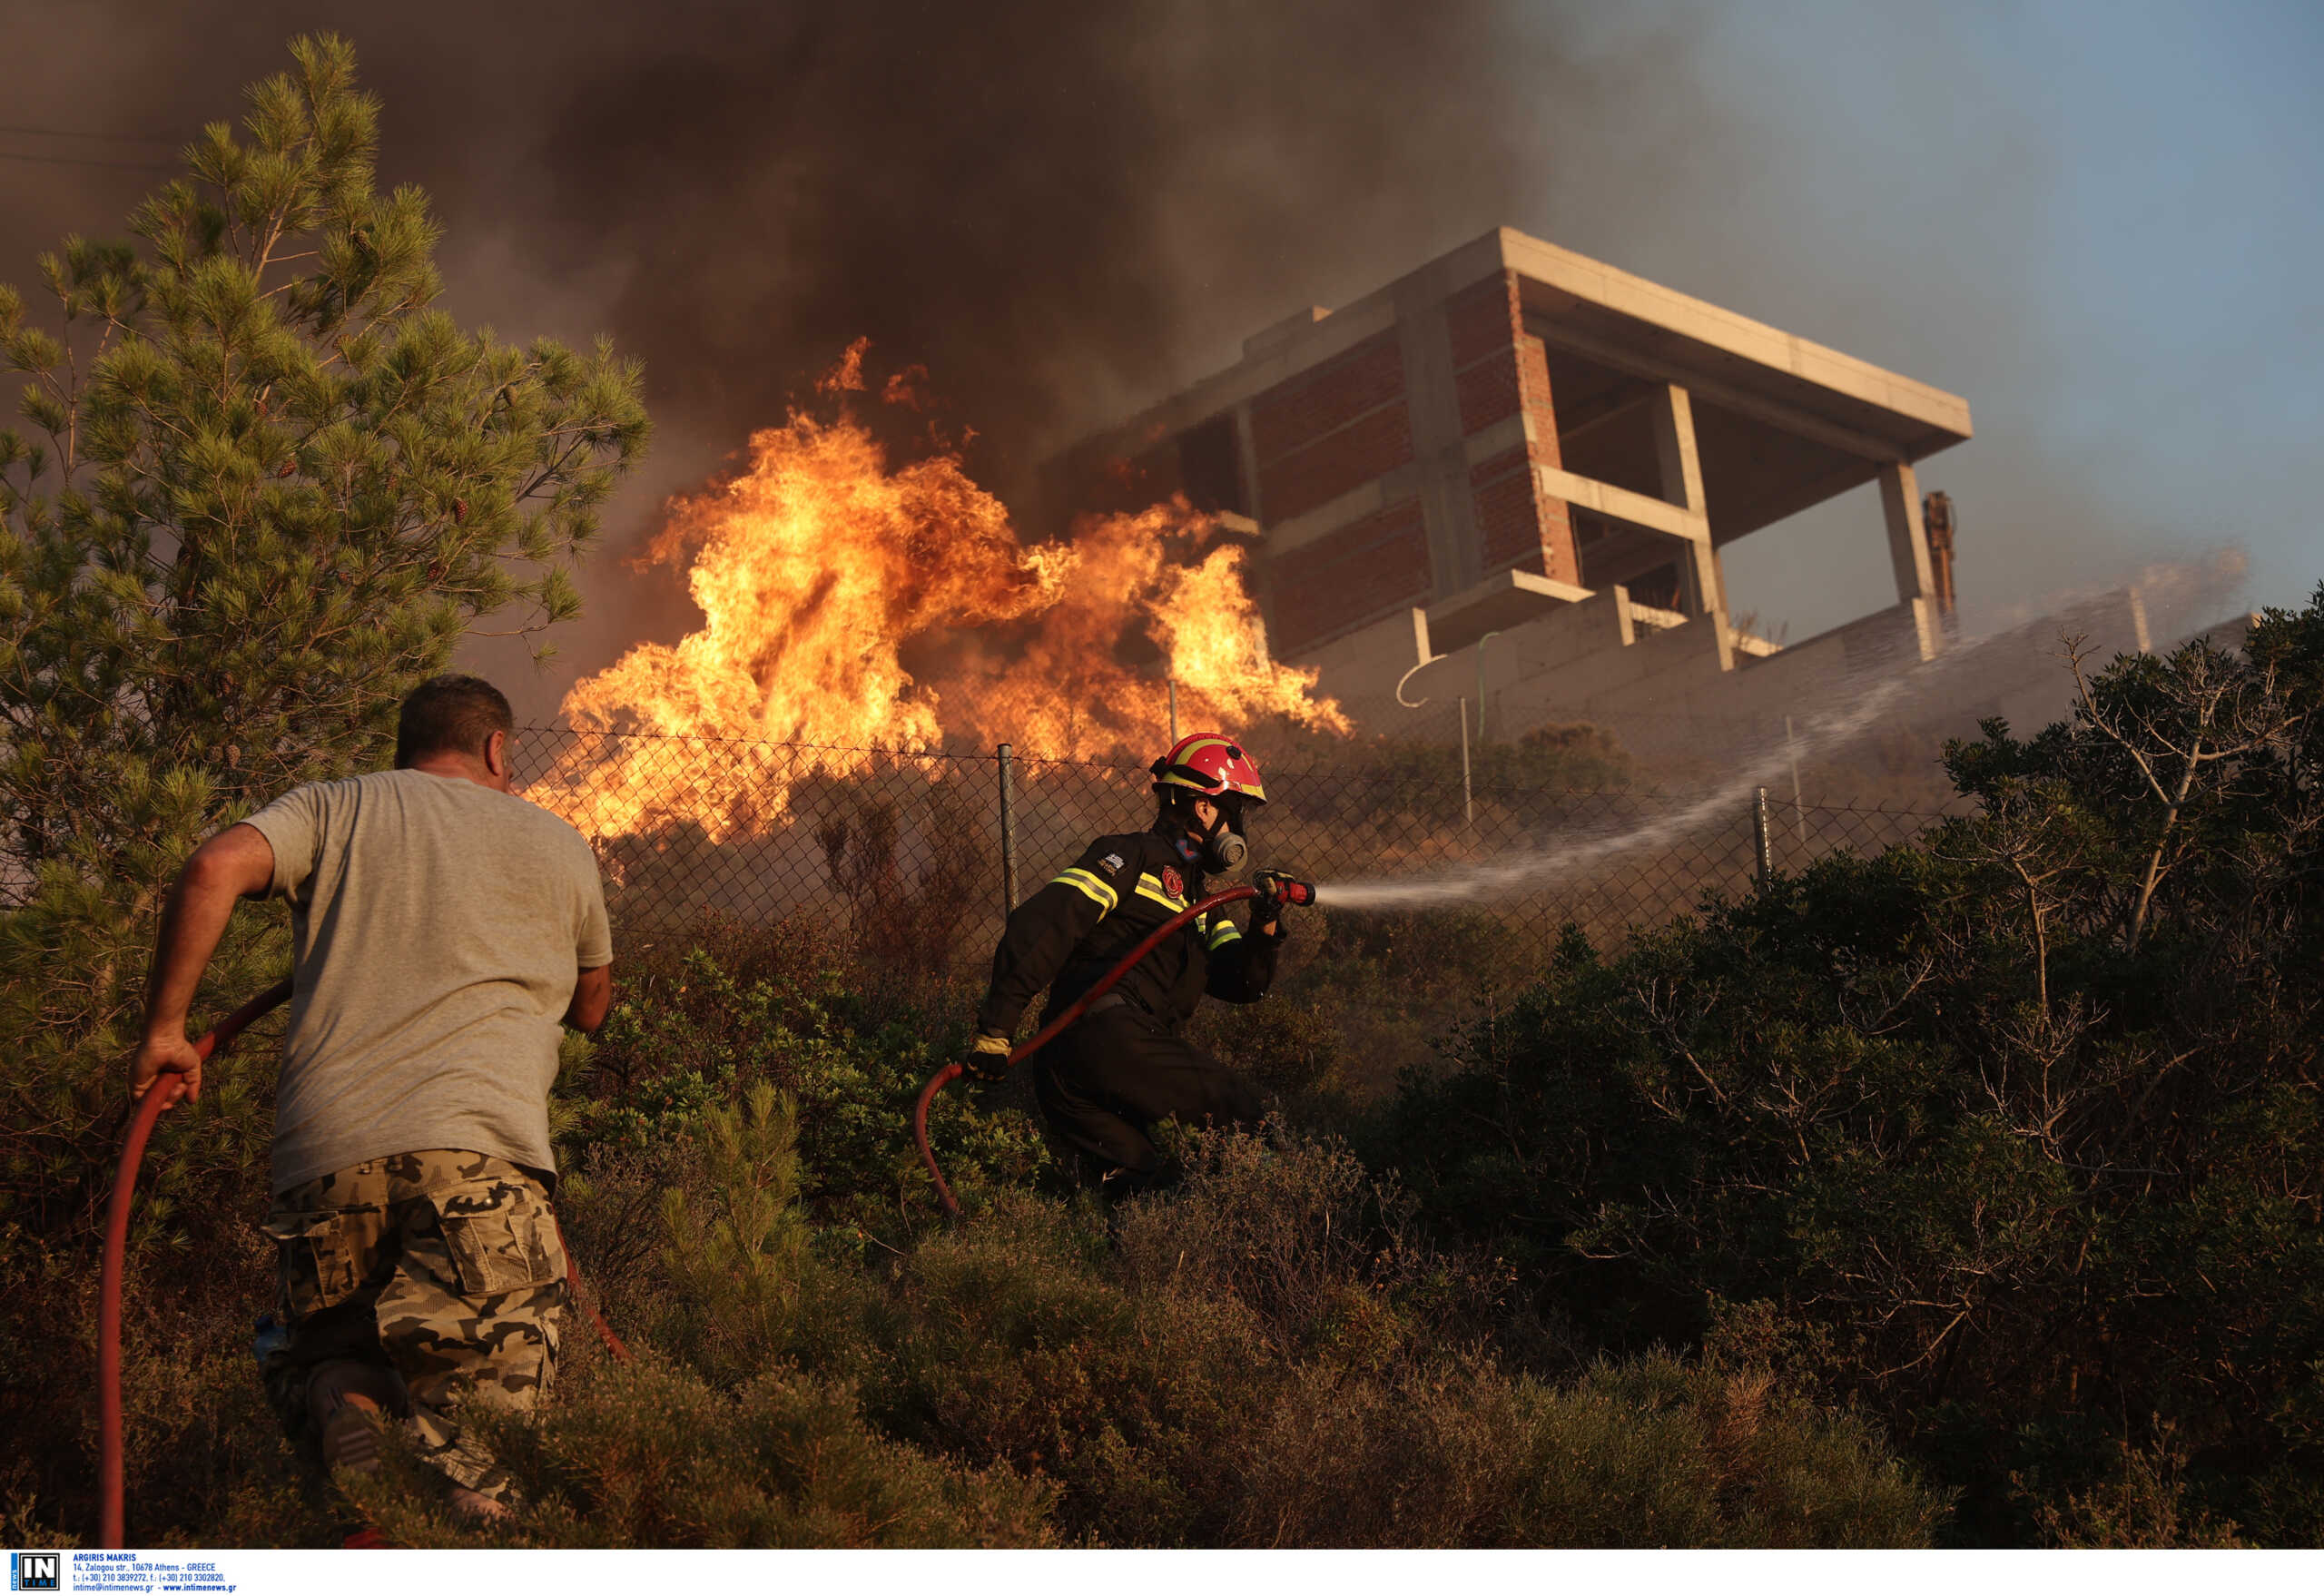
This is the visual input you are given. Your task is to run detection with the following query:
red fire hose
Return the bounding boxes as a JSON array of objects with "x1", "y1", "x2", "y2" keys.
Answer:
[
  {"x1": 98, "y1": 980, "x2": 631, "y2": 1548},
  {"x1": 913, "y1": 877, "x2": 1314, "y2": 1219},
  {"x1": 100, "y1": 977, "x2": 293, "y2": 1549}
]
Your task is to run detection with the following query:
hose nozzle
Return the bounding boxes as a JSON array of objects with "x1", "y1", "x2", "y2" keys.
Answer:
[{"x1": 1253, "y1": 870, "x2": 1316, "y2": 908}]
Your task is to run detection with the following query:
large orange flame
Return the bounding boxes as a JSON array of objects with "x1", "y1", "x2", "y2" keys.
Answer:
[{"x1": 532, "y1": 355, "x2": 1345, "y2": 840}]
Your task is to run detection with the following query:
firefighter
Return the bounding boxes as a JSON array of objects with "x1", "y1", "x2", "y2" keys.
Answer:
[{"x1": 961, "y1": 732, "x2": 1301, "y2": 1188}]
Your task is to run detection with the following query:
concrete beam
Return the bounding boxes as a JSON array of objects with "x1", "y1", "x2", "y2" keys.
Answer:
[
  {"x1": 1498, "y1": 227, "x2": 1974, "y2": 447},
  {"x1": 1530, "y1": 320, "x2": 1914, "y2": 466},
  {"x1": 1535, "y1": 463, "x2": 1707, "y2": 544}
]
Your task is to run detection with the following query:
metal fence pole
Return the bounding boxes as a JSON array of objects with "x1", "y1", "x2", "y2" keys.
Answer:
[
  {"x1": 1167, "y1": 679, "x2": 1178, "y2": 744},
  {"x1": 997, "y1": 743, "x2": 1019, "y2": 914},
  {"x1": 1785, "y1": 714, "x2": 1805, "y2": 843},
  {"x1": 1460, "y1": 695, "x2": 1474, "y2": 828},
  {"x1": 1474, "y1": 630, "x2": 1500, "y2": 744},
  {"x1": 1752, "y1": 785, "x2": 1773, "y2": 892}
]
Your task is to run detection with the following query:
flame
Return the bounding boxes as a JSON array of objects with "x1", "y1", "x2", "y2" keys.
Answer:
[{"x1": 532, "y1": 352, "x2": 1345, "y2": 840}]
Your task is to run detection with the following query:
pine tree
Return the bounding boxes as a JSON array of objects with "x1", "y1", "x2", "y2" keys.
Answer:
[{"x1": 0, "y1": 34, "x2": 650, "y2": 1233}]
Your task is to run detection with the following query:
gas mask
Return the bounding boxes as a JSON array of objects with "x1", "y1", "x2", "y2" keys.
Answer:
[{"x1": 1189, "y1": 797, "x2": 1248, "y2": 874}]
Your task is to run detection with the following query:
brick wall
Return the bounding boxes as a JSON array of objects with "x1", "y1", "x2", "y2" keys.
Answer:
[
  {"x1": 1250, "y1": 330, "x2": 1413, "y2": 523},
  {"x1": 1472, "y1": 447, "x2": 1580, "y2": 580},
  {"x1": 1444, "y1": 271, "x2": 1579, "y2": 584},
  {"x1": 1265, "y1": 497, "x2": 1432, "y2": 655},
  {"x1": 1257, "y1": 404, "x2": 1413, "y2": 525},
  {"x1": 1250, "y1": 330, "x2": 1405, "y2": 459}
]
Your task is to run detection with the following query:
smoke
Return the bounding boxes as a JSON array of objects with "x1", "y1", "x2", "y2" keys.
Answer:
[
  {"x1": 491, "y1": 3, "x2": 1621, "y2": 490},
  {"x1": 0, "y1": 0, "x2": 1646, "y2": 715},
  {"x1": 0, "y1": 2, "x2": 2287, "y2": 726},
  {"x1": 0, "y1": 0, "x2": 1611, "y2": 471}
]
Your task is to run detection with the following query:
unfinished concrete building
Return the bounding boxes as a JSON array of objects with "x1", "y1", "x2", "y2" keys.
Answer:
[{"x1": 1043, "y1": 226, "x2": 1980, "y2": 752}]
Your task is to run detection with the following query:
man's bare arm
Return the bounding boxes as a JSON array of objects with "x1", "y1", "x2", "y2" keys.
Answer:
[
  {"x1": 565, "y1": 964, "x2": 613, "y2": 1033},
  {"x1": 132, "y1": 823, "x2": 277, "y2": 1106}
]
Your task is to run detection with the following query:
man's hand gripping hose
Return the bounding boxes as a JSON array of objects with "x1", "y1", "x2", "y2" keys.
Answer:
[
  {"x1": 99, "y1": 980, "x2": 631, "y2": 1549},
  {"x1": 912, "y1": 876, "x2": 1316, "y2": 1220},
  {"x1": 101, "y1": 979, "x2": 290, "y2": 1548}
]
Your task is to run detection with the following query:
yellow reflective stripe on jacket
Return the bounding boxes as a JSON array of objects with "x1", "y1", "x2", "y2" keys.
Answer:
[
  {"x1": 1051, "y1": 866, "x2": 1118, "y2": 911},
  {"x1": 1206, "y1": 914, "x2": 1243, "y2": 951},
  {"x1": 1134, "y1": 871, "x2": 1188, "y2": 912}
]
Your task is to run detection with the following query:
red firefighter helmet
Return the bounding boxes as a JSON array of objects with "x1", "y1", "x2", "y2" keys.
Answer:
[{"x1": 1150, "y1": 733, "x2": 1267, "y2": 806}]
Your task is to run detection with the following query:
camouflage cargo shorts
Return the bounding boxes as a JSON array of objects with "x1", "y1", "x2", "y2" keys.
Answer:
[{"x1": 260, "y1": 1149, "x2": 568, "y2": 1504}]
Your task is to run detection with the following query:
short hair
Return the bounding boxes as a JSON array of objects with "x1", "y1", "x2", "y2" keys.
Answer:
[{"x1": 395, "y1": 674, "x2": 515, "y2": 768}]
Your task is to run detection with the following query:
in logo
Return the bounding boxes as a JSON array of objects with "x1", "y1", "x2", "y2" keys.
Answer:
[
  {"x1": 1159, "y1": 865, "x2": 1183, "y2": 901},
  {"x1": 11, "y1": 1553, "x2": 59, "y2": 1592}
]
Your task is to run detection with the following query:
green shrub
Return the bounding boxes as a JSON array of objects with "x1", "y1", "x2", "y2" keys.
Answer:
[
  {"x1": 556, "y1": 915, "x2": 1051, "y2": 1236},
  {"x1": 1374, "y1": 589, "x2": 2324, "y2": 1543}
]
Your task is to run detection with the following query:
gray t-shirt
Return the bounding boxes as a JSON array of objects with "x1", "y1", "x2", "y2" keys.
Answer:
[{"x1": 244, "y1": 768, "x2": 613, "y2": 1193}]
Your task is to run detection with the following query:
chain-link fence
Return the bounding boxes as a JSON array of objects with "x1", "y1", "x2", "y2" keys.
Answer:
[{"x1": 512, "y1": 724, "x2": 1965, "y2": 972}]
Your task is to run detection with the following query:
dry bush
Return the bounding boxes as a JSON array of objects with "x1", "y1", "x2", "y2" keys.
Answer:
[
  {"x1": 851, "y1": 1134, "x2": 1940, "y2": 1547},
  {"x1": 1111, "y1": 1128, "x2": 1497, "y2": 1360},
  {"x1": 817, "y1": 784, "x2": 987, "y2": 976},
  {"x1": 2021, "y1": 1424, "x2": 2247, "y2": 1549},
  {"x1": 357, "y1": 1355, "x2": 1058, "y2": 1550},
  {"x1": 19, "y1": 911, "x2": 1950, "y2": 1551}
]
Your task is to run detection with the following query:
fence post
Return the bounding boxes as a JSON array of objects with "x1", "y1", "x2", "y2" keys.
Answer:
[
  {"x1": 1752, "y1": 785, "x2": 1773, "y2": 892},
  {"x1": 1474, "y1": 630, "x2": 1500, "y2": 744},
  {"x1": 997, "y1": 743, "x2": 1019, "y2": 914},
  {"x1": 1459, "y1": 695, "x2": 1473, "y2": 828},
  {"x1": 1785, "y1": 714, "x2": 1805, "y2": 843}
]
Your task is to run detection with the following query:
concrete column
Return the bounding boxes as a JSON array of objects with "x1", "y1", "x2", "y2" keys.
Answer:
[
  {"x1": 1394, "y1": 289, "x2": 1484, "y2": 596},
  {"x1": 1651, "y1": 384, "x2": 1707, "y2": 517},
  {"x1": 1879, "y1": 460, "x2": 1936, "y2": 605},
  {"x1": 1878, "y1": 459, "x2": 1941, "y2": 661},
  {"x1": 1650, "y1": 383, "x2": 1734, "y2": 668},
  {"x1": 1233, "y1": 402, "x2": 1264, "y2": 527},
  {"x1": 1235, "y1": 401, "x2": 1275, "y2": 635}
]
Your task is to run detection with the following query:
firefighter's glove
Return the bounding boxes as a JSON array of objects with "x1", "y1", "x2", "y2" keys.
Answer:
[
  {"x1": 960, "y1": 1031, "x2": 1014, "y2": 1084},
  {"x1": 1253, "y1": 871, "x2": 1315, "y2": 921}
]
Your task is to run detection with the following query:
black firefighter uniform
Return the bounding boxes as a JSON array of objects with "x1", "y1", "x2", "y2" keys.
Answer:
[{"x1": 975, "y1": 824, "x2": 1281, "y2": 1174}]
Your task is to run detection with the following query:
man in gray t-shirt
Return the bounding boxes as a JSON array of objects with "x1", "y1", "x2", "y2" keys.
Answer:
[{"x1": 132, "y1": 674, "x2": 612, "y2": 1522}]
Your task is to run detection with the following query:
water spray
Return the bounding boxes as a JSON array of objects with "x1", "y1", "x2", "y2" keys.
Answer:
[{"x1": 1295, "y1": 562, "x2": 2246, "y2": 912}]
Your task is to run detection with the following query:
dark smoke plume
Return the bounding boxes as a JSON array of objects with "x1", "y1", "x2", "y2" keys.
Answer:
[
  {"x1": 1, "y1": 0, "x2": 1579, "y2": 491},
  {"x1": 487, "y1": 1, "x2": 1581, "y2": 495},
  {"x1": 0, "y1": 1, "x2": 1605, "y2": 710}
]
